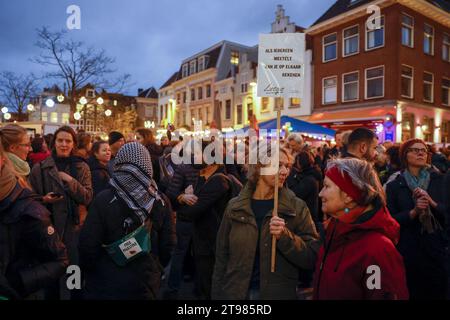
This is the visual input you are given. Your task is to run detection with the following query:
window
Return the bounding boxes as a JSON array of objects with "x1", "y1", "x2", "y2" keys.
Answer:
[
  {"x1": 198, "y1": 108, "x2": 202, "y2": 122},
  {"x1": 274, "y1": 97, "x2": 284, "y2": 110},
  {"x1": 145, "y1": 106, "x2": 152, "y2": 117},
  {"x1": 401, "y1": 65, "x2": 414, "y2": 98},
  {"x1": 323, "y1": 33, "x2": 337, "y2": 62},
  {"x1": 183, "y1": 91, "x2": 187, "y2": 103},
  {"x1": 198, "y1": 87, "x2": 203, "y2": 100},
  {"x1": 159, "y1": 105, "x2": 163, "y2": 118},
  {"x1": 182, "y1": 111, "x2": 186, "y2": 125},
  {"x1": 290, "y1": 98, "x2": 300, "y2": 108},
  {"x1": 182, "y1": 64, "x2": 189, "y2": 78},
  {"x1": 241, "y1": 83, "x2": 248, "y2": 93},
  {"x1": 442, "y1": 78, "x2": 450, "y2": 106},
  {"x1": 236, "y1": 104, "x2": 242, "y2": 124},
  {"x1": 198, "y1": 56, "x2": 205, "y2": 72},
  {"x1": 424, "y1": 24, "x2": 434, "y2": 55},
  {"x1": 206, "y1": 85, "x2": 211, "y2": 98},
  {"x1": 206, "y1": 107, "x2": 210, "y2": 123},
  {"x1": 261, "y1": 97, "x2": 269, "y2": 111},
  {"x1": 62, "y1": 113, "x2": 69, "y2": 124},
  {"x1": 41, "y1": 111, "x2": 47, "y2": 122},
  {"x1": 366, "y1": 16, "x2": 385, "y2": 50},
  {"x1": 86, "y1": 89, "x2": 95, "y2": 98},
  {"x1": 423, "y1": 72, "x2": 434, "y2": 103},
  {"x1": 365, "y1": 66, "x2": 384, "y2": 99},
  {"x1": 177, "y1": 93, "x2": 181, "y2": 104},
  {"x1": 191, "y1": 88, "x2": 195, "y2": 101},
  {"x1": 323, "y1": 76, "x2": 337, "y2": 104},
  {"x1": 401, "y1": 14, "x2": 414, "y2": 47},
  {"x1": 189, "y1": 60, "x2": 197, "y2": 75},
  {"x1": 50, "y1": 112, "x2": 58, "y2": 123},
  {"x1": 443, "y1": 33, "x2": 450, "y2": 62},
  {"x1": 165, "y1": 104, "x2": 168, "y2": 119},
  {"x1": 343, "y1": 25, "x2": 359, "y2": 56},
  {"x1": 225, "y1": 100, "x2": 231, "y2": 120},
  {"x1": 231, "y1": 51, "x2": 239, "y2": 65},
  {"x1": 342, "y1": 72, "x2": 359, "y2": 102}
]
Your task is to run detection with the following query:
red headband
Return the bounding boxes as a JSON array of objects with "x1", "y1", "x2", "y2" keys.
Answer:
[{"x1": 325, "y1": 166, "x2": 363, "y2": 203}]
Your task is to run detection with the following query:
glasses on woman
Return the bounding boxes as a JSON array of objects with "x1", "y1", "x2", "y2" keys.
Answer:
[{"x1": 407, "y1": 147, "x2": 428, "y2": 155}]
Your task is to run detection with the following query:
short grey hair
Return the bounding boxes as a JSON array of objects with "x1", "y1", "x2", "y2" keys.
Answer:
[
  {"x1": 326, "y1": 158, "x2": 386, "y2": 206},
  {"x1": 287, "y1": 133, "x2": 303, "y2": 145}
]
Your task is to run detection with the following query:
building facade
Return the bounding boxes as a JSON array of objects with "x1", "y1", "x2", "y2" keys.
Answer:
[{"x1": 306, "y1": 0, "x2": 450, "y2": 143}]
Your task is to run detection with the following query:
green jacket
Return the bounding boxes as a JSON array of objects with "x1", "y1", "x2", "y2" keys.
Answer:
[{"x1": 212, "y1": 184, "x2": 321, "y2": 300}]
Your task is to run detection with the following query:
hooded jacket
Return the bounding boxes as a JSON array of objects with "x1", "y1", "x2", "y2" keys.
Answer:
[
  {"x1": 212, "y1": 185, "x2": 320, "y2": 300},
  {"x1": 87, "y1": 156, "x2": 110, "y2": 197},
  {"x1": 0, "y1": 183, "x2": 68, "y2": 299},
  {"x1": 313, "y1": 204, "x2": 409, "y2": 300}
]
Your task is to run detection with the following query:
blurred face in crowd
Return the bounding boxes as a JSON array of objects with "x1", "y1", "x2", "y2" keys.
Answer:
[
  {"x1": 8, "y1": 133, "x2": 31, "y2": 161},
  {"x1": 406, "y1": 142, "x2": 428, "y2": 169},
  {"x1": 55, "y1": 131, "x2": 74, "y2": 158},
  {"x1": 335, "y1": 133, "x2": 343, "y2": 148},
  {"x1": 319, "y1": 176, "x2": 352, "y2": 216},
  {"x1": 135, "y1": 132, "x2": 145, "y2": 145},
  {"x1": 260, "y1": 151, "x2": 292, "y2": 189},
  {"x1": 288, "y1": 140, "x2": 302, "y2": 154},
  {"x1": 161, "y1": 136, "x2": 169, "y2": 146},
  {"x1": 95, "y1": 143, "x2": 111, "y2": 164},
  {"x1": 110, "y1": 138, "x2": 125, "y2": 155},
  {"x1": 42, "y1": 140, "x2": 49, "y2": 153},
  {"x1": 360, "y1": 137, "x2": 378, "y2": 162}
]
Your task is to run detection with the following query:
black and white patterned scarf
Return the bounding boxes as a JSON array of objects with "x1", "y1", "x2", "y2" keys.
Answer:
[{"x1": 109, "y1": 142, "x2": 160, "y2": 224}]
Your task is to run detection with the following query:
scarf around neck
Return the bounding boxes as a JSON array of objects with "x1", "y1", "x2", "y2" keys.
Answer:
[
  {"x1": 109, "y1": 142, "x2": 160, "y2": 225},
  {"x1": 6, "y1": 152, "x2": 30, "y2": 177},
  {"x1": 0, "y1": 165, "x2": 18, "y2": 201},
  {"x1": 403, "y1": 168, "x2": 441, "y2": 234}
]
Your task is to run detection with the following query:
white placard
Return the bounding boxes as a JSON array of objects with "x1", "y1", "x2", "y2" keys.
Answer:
[{"x1": 257, "y1": 33, "x2": 305, "y2": 98}]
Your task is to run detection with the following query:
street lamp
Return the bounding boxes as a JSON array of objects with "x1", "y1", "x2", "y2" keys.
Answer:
[
  {"x1": 74, "y1": 112, "x2": 81, "y2": 120},
  {"x1": 105, "y1": 109, "x2": 112, "y2": 117},
  {"x1": 1, "y1": 107, "x2": 8, "y2": 114},
  {"x1": 57, "y1": 94, "x2": 65, "y2": 103},
  {"x1": 96, "y1": 97, "x2": 104, "y2": 105},
  {"x1": 27, "y1": 103, "x2": 35, "y2": 112},
  {"x1": 46, "y1": 99, "x2": 55, "y2": 108},
  {"x1": 79, "y1": 96, "x2": 87, "y2": 105},
  {"x1": 4, "y1": 113, "x2": 11, "y2": 120}
]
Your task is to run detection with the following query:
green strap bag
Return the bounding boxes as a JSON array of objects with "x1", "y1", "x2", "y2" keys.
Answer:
[{"x1": 103, "y1": 220, "x2": 152, "y2": 267}]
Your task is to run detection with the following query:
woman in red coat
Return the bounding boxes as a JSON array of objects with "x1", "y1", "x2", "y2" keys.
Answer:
[{"x1": 313, "y1": 158, "x2": 409, "y2": 300}]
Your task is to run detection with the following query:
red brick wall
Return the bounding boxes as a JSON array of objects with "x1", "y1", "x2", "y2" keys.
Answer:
[{"x1": 312, "y1": 3, "x2": 450, "y2": 109}]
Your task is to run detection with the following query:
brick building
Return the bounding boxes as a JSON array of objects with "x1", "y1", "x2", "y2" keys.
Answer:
[{"x1": 306, "y1": 0, "x2": 450, "y2": 143}]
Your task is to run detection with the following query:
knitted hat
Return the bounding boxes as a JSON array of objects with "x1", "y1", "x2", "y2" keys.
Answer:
[{"x1": 108, "y1": 131, "x2": 125, "y2": 145}]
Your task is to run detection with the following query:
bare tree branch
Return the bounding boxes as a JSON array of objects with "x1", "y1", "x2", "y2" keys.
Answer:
[
  {"x1": 31, "y1": 27, "x2": 131, "y2": 122},
  {"x1": 0, "y1": 71, "x2": 39, "y2": 121}
]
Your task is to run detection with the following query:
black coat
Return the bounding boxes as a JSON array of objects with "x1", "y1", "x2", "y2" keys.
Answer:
[
  {"x1": 78, "y1": 188, "x2": 175, "y2": 300},
  {"x1": 386, "y1": 170, "x2": 448, "y2": 299},
  {"x1": 176, "y1": 167, "x2": 230, "y2": 257},
  {"x1": 165, "y1": 164, "x2": 199, "y2": 209},
  {"x1": 287, "y1": 166, "x2": 322, "y2": 225},
  {"x1": 87, "y1": 156, "x2": 111, "y2": 197},
  {"x1": 0, "y1": 184, "x2": 68, "y2": 299}
]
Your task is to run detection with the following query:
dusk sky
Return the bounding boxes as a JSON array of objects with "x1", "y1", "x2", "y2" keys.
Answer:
[{"x1": 0, "y1": 0, "x2": 335, "y2": 95}]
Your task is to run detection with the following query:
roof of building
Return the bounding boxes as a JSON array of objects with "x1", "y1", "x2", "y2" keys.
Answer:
[
  {"x1": 311, "y1": 0, "x2": 449, "y2": 27},
  {"x1": 138, "y1": 87, "x2": 158, "y2": 98},
  {"x1": 159, "y1": 72, "x2": 179, "y2": 90}
]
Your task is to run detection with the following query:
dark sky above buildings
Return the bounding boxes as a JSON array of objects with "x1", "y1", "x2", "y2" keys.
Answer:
[{"x1": 0, "y1": 0, "x2": 335, "y2": 94}]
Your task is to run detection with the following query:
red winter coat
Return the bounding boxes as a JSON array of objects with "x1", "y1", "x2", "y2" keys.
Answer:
[{"x1": 313, "y1": 205, "x2": 409, "y2": 300}]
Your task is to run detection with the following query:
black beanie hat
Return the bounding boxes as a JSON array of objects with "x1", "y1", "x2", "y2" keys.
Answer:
[{"x1": 109, "y1": 131, "x2": 125, "y2": 145}]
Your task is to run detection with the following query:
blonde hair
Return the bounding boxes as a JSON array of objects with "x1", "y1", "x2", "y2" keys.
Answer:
[
  {"x1": 247, "y1": 143, "x2": 293, "y2": 188},
  {"x1": 0, "y1": 124, "x2": 28, "y2": 151},
  {"x1": 326, "y1": 158, "x2": 386, "y2": 206},
  {"x1": 0, "y1": 125, "x2": 31, "y2": 189}
]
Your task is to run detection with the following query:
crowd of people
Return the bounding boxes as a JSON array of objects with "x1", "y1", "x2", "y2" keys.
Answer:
[{"x1": 1, "y1": 122, "x2": 450, "y2": 300}]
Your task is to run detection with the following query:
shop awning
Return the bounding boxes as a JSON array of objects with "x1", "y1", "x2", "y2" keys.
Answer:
[{"x1": 242, "y1": 115, "x2": 336, "y2": 140}]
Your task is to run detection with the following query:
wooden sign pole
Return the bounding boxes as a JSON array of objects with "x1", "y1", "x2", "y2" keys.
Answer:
[{"x1": 271, "y1": 109, "x2": 281, "y2": 273}]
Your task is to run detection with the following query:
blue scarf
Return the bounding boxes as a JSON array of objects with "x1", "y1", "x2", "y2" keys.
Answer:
[{"x1": 403, "y1": 168, "x2": 441, "y2": 234}]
